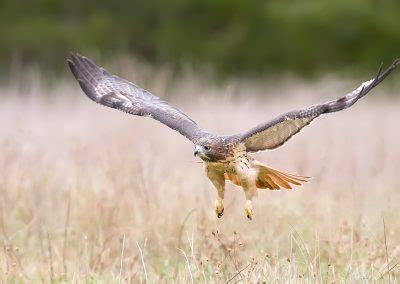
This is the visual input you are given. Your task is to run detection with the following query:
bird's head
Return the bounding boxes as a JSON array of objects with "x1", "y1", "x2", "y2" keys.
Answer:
[{"x1": 194, "y1": 137, "x2": 231, "y2": 162}]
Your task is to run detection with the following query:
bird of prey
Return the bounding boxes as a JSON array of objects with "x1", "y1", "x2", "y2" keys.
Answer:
[{"x1": 68, "y1": 54, "x2": 399, "y2": 219}]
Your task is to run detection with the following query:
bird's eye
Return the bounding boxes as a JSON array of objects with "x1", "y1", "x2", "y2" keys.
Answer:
[{"x1": 204, "y1": 146, "x2": 210, "y2": 151}]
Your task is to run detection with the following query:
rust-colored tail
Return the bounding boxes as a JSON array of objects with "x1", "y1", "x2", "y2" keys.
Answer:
[
  {"x1": 224, "y1": 160, "x2": 311, "y2": 190},
  {"x1": 255, "y1": 163, "x2": 310, "y2": 190}
]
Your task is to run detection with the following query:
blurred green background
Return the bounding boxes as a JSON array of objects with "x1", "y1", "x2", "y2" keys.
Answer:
[{"x1": 0, "y1": 0, "x2": 399, "y2": 78}]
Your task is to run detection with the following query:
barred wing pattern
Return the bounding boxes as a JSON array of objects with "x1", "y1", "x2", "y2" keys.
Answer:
[
  {"x1": 239, "y1": 59, "x2": 400, "y2": 152},
  {"x1": 68, "y1": 54, "x2": 207, "y2": 143}
]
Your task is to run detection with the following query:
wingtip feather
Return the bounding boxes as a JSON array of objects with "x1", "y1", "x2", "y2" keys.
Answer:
[{"x1": 67, "y1": 58, "x2": 79, "y2": 80}]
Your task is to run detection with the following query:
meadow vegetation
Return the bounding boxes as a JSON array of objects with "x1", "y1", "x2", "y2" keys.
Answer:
[{"x1": 0, "y1": 71, "x2": 400, "y2": 282}]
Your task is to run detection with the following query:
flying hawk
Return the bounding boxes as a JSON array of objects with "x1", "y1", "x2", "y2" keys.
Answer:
[{"x1": 68, "y1": 54, "x2": 399, "y2": 219}]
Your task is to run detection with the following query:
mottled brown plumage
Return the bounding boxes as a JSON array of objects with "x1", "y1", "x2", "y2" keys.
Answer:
[{"x1": 68, "y1": 53, "x2": 399, "y2": 219}]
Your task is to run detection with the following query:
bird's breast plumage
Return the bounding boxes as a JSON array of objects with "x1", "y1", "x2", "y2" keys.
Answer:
[{"x1": 204, "y1": 144, "x2": 251, "y2": 175}]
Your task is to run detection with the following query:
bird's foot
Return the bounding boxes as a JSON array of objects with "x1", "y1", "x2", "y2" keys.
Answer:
[
  {"x1": 215, "y1": 200, "x2": 224, "y2": 218},
  {"x1": 244, "y1": 200, "x2": 253, "y2": 220}
]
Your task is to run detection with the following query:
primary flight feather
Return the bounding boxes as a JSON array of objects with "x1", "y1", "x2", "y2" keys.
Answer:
[{"x1": 68, "y1": 54, "x2": 399, "y2": 219}]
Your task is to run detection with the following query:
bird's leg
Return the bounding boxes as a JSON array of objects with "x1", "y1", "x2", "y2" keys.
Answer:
[
  {"x1": 244, "y1": 190, "x2": 255, "y2": 220},
  {"x1": 205, "y1": 169, "x2": 226, "y2": 218},
  {"x1": 215, "y1": 187, "x2": 225, "y2": 218},
  {"x1": 236, "y1": 164, "x2": 258, "y2": 220}
]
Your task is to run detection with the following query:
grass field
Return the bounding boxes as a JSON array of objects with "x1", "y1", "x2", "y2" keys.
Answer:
[{"x1": 0, "y1": 74, "x2": 399, "y2": 282}]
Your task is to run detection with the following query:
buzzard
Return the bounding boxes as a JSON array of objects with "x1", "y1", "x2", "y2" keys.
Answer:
[{"x1": 68, "y1": 54, "x2": 399, "y2": 219}]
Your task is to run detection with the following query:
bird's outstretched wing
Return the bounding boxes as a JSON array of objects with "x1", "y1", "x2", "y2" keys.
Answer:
[
  {"x1": 238, "y1": 59, "x2": 400, "y2": 152},
  {"x1": 68, "y1": 53, "x2": 208, "y2": 143}
]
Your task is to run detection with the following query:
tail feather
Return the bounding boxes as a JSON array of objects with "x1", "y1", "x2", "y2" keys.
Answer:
[
  {"x1": 254, "y1": 160, "x2": 310, "y2": 190},
  {"x1": 269, "y1": 170, "x2": 303, "y2": 185},
  {"x1": 223, "y1": 160, "x2": 311, "y2": 191},
  {"x1": 262, "y1": 172, "x2": 292, "y2": 189},
  {"x1": 276, "y1": 174, "x2": 302, "y2": 186},
  {"x1": 267, "y1": 167, "x2": 311, "y2": 181},
  {"x1": 262, "y1": 175, "x2": 280, "y2": 189}
]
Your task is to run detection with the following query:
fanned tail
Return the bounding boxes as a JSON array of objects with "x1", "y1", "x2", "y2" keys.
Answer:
[
  {"x1": 224, "y1": 160, "x2": 311, "y2": 190},
  {"x1": 254, "y1": 161, "x2": 310, "y2": 190}
]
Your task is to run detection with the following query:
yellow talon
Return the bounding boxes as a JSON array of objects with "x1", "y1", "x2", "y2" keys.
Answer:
[
  {"x1": 245, "y1": 208, "x2": 253, "y2": 220},
  {"x1": 245, "y1": 200, "x2": 253, "y2": 220},
  {"x1": 215, "y1": 200, "x2": 224, "y2": 218}
]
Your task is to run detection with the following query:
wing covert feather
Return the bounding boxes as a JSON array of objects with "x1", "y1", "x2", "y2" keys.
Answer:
[
  {"x1": 238, "y1": 59, "x2": 399, "y2": 152},
  {"x1": 68, "y1": 53, "x2": 207, "y2": 143}
]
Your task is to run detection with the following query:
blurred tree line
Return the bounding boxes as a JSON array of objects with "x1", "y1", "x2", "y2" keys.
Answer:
[{"x1": 0, "y1": 0, "x2": 399, "y2": 78}]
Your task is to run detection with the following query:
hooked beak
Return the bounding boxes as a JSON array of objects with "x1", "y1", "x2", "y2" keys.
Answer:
[{"x1": 194, "y1": 145, "x2": 201, "y2": 157}]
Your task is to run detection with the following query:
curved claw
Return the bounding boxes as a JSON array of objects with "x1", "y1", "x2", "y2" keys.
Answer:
[
  {"x1": 215, "y1": 200, "x2": 224, "y2": 218},
  {"x1": 245, "y1": 200, "x2": 253, "y2": 220},
  {"x1": 217, "y1": 207, "x2": 224, "y2": 218},
  {"x1": 245, "y1": 208, "x2": 253, "y2": 220}
]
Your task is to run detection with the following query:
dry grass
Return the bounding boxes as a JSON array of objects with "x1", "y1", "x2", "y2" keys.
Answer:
[{"x1": 0, "y1": 72, "x2": 400, "y2": 283}]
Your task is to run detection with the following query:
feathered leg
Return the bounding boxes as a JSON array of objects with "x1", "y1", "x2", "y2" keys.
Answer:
[
  {"x1": 205, "y1": 167, "x2": 226, "y2": 218},
  {"x1": 235, "y1": 164, "x2": 258, "y2": 220}
]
